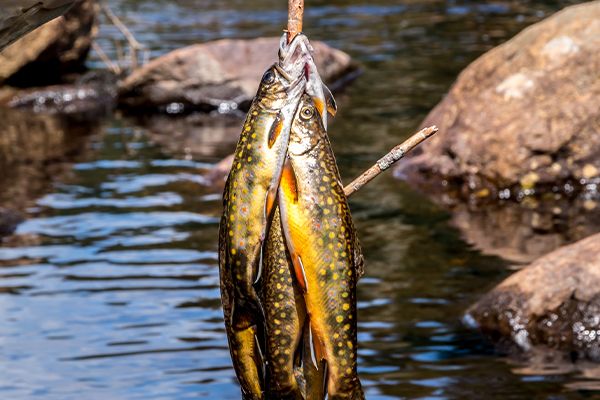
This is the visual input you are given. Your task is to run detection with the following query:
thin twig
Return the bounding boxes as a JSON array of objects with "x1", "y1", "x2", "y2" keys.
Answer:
[
  {"x1": 92, "y1": 42, "x2": 121, "y2": 74},
  {"x1": 343, "y1": 126, "x2": 438, "y2": 197},
  {"x1": 287, "y1": 0, "x2": 304, "y2": 43},
  {"x1": 100, "y1": 2, "x2": 146, "y2": 69}
]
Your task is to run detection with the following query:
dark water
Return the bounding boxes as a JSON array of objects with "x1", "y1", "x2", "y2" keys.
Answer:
[{"x1": 1, "y1": 1, "x2": 596, "y2": 399}]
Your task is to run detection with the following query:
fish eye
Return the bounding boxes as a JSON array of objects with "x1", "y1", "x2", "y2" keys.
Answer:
[
  {"x1": 262, "y1": 70, "x2": 276, "y2": 84},
  {"x1": 300, "y1": 106, "x2": 314, "y2": 120}
]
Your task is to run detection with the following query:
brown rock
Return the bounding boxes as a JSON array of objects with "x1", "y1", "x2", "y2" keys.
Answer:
[
  {"x1": 0, "y1": 0, "x2": 80, "y2": 51},
  {"x1": 118, "y1": 37, "x2": 357, "y2": 112},
  {"x1": 396, "y1": 2, "x2": 600, "y2": 196},
  {"x1": 465, "y1": 232, "x2": 600, "y2": 360},
  {"x1": 0, "y1": 0, "x2": 97, "y2": 86}
]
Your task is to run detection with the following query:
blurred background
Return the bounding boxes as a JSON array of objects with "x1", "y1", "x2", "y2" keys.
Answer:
[{"x1": 0, "y1": 1, "x2": 598, "y2": 399}]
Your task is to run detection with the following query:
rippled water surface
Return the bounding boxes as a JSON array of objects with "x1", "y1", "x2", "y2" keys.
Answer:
[{"x1": 1, "y1": 1, "x2": 595, "y2": 399}]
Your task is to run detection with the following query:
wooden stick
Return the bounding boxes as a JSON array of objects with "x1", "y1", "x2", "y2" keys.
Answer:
[
  {"x1": 343, "y1": 126, "x2": 438, "y2": 197},
  {"x1": 287, "y1": 0, "x2": 304, "y2": 43}
]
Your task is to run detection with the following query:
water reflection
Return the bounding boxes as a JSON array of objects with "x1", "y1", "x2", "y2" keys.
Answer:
[{"x1": 1, "y1": 0, "x2": 598, "y2": 399}]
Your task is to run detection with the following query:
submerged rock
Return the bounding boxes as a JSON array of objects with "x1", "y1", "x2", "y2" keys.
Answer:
[
  {"x1": 1, "y1": 70, "x2": 118, "y2": 119},
  {"x1": 395, "y1": 2, "x2": 600, "y2": 197},
  {"x1": 0, "y1": 0, "x2": 97, "y2": 86},
  {"x1": 448, "y1": 193, "x2": 600, "y2": 264},
  {"x1": 0, "y1": 207, "x2": 23, "y2": 237},
  {"x1": 465, "y1": 232, "x2": 600, "y2": 360},
  {"x1": 136, "y1": 112, "x2": 243, "y2": 159},
  {"x1": 118, "y1": 37, "x2": 357, "y2": 113}
]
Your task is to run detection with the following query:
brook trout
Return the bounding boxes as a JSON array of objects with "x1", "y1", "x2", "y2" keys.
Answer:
[
  {"x1": 278, "y1": 94, "x2": 365, "y2": 399},
  {"x1": 219, "y1": 33, "x2": 311, "y2": 399}
]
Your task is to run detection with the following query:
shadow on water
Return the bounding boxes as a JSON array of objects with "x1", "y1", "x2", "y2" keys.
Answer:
[{"x1": 1, "y1": 0, "x2": 598, "y2": 399}]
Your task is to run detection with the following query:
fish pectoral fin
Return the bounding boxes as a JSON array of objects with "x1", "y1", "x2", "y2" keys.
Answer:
[
  {"x1": 308, "y1": 321, "x2": 326, "y2": 370},
  {"x1": 290, "y1": 254, "x2": 308, "y2": 292},
  {"x1": 312, "y1": 96, "x2": 326, "y2": 121},
  {"x1": 323, "y1": 84, "x2": 337, "y2": 117},
  {"x1": 280, "y1": 158, "x2": 299, "y2": 203},
  {"x1": 267, "y1": 112, "x2": 284, "y2": 148}
]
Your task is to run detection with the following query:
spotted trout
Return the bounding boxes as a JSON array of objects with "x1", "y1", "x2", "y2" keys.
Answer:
[
  {"x1": 219, "y1": 33, "x2": 312, "y2": 399},
  {"x1": 277, "y1": 94, "x2": 365, "y2": 399}
]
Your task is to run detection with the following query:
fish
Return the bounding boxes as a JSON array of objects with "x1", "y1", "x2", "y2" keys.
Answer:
[
  {"x1": 277, "y1": 93, "x2": 365, "y2": 399},
  {"x1": 219, "y1": 33, "x2": 311, "y2": 399},
  {"x1": 261, "y1": 209, "x2": 306, "y2": 400}
]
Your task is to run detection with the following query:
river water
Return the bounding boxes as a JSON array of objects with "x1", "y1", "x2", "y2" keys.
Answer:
[{"x1": 0, "y1": 1, "x2": 595, "y2": 399}]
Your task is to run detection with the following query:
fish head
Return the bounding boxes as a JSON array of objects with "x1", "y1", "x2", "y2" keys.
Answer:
[
  {"x1": 257, "y1": 62, "x2": 306, "y2": 111},
  {"x1": 288, "y1": 94, "x2": 324, "y2": 157}
]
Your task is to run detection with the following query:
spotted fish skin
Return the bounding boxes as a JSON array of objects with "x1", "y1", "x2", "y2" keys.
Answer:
[
  {"x1": 278, "y1": 94, "x2": 365, "y2": 400},
  {"x1": 262, "y1": 209, "x2": 305, "y2": 400},
  {"x1": 219, "y1": 46, "x2": 307, "y2": 398}
]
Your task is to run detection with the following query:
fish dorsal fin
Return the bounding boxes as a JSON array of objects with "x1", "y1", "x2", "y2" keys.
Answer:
[{"x1": 267, "y1": 112, "x2": 284, "y2": 148}]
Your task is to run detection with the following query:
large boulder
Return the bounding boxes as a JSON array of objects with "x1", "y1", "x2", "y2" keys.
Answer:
[
  {"x1": 0, "y1": 1, "x2": 79, "y2": 51},
  {"x1": 0, "y1": 0, "x2": 97, "y2": 86},
  {"x1": 118, "y1": 37, "x2": 357, "y2": 112},
  {"x1": 395, "y1": 1, "x2": 600, "y2": 198},
  {"x1": 465, "y1": 232, "x2": 600, "y2": 360}
]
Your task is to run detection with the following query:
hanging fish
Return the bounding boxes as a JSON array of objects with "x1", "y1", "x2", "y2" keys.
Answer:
[
  {"x1": 261, "y1": 209, "x2": 306, "y2": 400},
  {"x1": 219, "y1": 33, "x2": 315, "y2": 399},
  {"x1": 278, "y1": 93, "x2": 365, "y2": 400}
]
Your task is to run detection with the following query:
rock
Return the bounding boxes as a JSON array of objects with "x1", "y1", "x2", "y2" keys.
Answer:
[
  {"x1": 465, "y1": 232, "x2": 600, "y2": 360},
  {"x1": 0, "y1": 0, "x2": 97, "y2": 86},
  {"x1": 205, "y1": 154, "x2": 234, "y2": 187},
  {"x1": 0, "y1": 207, "x2": 23, "y2": 237},
  {"x1": 1, "y1": 70, "x2": 117, "y2": 119},
  {"x1": 118, "y1": 37, "x2": 358, "y2": 112},
  {"x1": 0, "y1": 1, "x2": 79, "y2": 51},
  {"x1": 395, "y1": 2, "x2": 600, "y2": 197}
]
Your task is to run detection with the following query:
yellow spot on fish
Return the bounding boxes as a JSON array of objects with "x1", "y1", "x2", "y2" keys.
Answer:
[
  {"x1": 274, "y1": 319, "x2": 281, "y2": 325},
  {"x1": 341, "y1": 359, "x2": 347, "y2": 366},
  {"x1": 329, "y1": 232, "x2": 335, "y2": 239},
  {"x1": 324, "y1": 209, "x2": 330, "y2": 215},
  {"x1": 320, "y1": 186, "x2": 326, "y2": 192},
  {"x1": 317, "y1": 238, "x2": 324, "y2": 246},
  {"x1": 344, "y1": 324, "x2": 350, "y2": 331},
  {"x1": 274, "y1": 302, "x2": 280, "y2": 308},
  {"x1": 251, "y1": 133, "x2": 257, "y2": 139},
  {"x1": 274, "y1": 329, "x2": 281, "y2": 335},
  {"x1": 347, "y1": 341, "x2": 353, "y2": 349},
  {"x1": 333, "y1": 333, "x2": 339, "y2": 339},
  {"x1": 323, "y1": 176, "x2": 330, "y2": 182},
  {"x1": 230, "y1": 249, "x2": 236, "y2": 255},
  {"x1": 247, "y1": 156, "x2": 252, "y2": 162},
  {"x1": 238, "y1": 151, "x2": 243, "y2": 157},
  {"x1": 236, "y1": 163, "x2": 241, "y2": 170},
  {"x1": 280, "y1": 312, "x2": 286, "y2": 318},
  {"x1": 342, "y1": 292, "x2": 349, "y2": 298},
  {"x1": 228, "y1": 230, "x2": 233, "y2": 237},
  {"x1": 343, "y1": 303, "x2": 350, "y2": 311},
  {"x1": 246, "y1": 144, "x2": 251, "y2": 149},
  {"x1": 336, "y1": 315, "x2": 343, "y2": 323},
  {"x1": 333, "y1": 273, "x2": 339, "y2": 280},
  {"x1": 346, "y1": 368, "x2": 352, "y2": 375},
  {"x1": 276, "y1": 283, "x2": 282, "y2": 289},
  {"x1": 320, "y1": 269, "x2": 326, "y2": 276}
]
